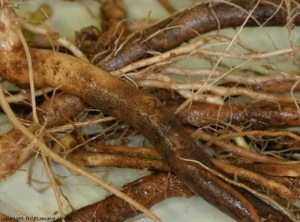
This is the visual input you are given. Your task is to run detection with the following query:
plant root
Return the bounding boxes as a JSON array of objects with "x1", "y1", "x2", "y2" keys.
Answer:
[
  {"x1": 0, "y1": 93, "x2": 87, "y2": 181},
  {"x1": 59, "y1": 172, "x2": 195, "y2": 222},
  {"x1": 211, "y1": 159, "x2": 300, "y2": 200},
  {"x1": 0, "y1": 81, "x2": 161, "y2": 221},
  {"x1": 173, "y1": 102, "x2": 300, "y2": 129},
  {"x1": 71, "y1": 149, "x2": 169, "y2": 171},
  {"x1": 0, "y1": 5, "x2": 291, "y2": 221},
  {"x1": 69, "y1": 140, "x2": 168, "y2": 170},
  {"x1": 97, "y1": 0, "x2": 300, "y2": 71},
  {"x1": 1, "y1": 1, "x2": 300, "y2": 221}
]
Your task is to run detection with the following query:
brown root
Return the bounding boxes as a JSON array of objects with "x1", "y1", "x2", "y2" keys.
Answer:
[
  {"x1": 97, "y1": 0, "x2": 300, "y2": 71},
  {"x1": 60, "y1": 172, "x2": 195, "y2": 222},
  {"x1": 0, "y1": 10, "x2": 289, "y2": 222},
  {"x1": 70, "y1": 148, "x2": 169, "y2": 171},
  {"x1": 1, "y1": 1, "x2": 300, "y2": 221},
  {"x1": 0, "y1": 93, "x2": 87, "y2": 181},
  {"x1": 173, "y1": 102, "x2": 300, "y2": 129},
  {"x1": 211, "y1": 159, "x2": 300, "y2": 200}
]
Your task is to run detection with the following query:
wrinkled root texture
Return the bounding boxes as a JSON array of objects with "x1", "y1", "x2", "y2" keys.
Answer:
[{"x1": 0, "y1": 47, "x2": 291, "y2": 221}]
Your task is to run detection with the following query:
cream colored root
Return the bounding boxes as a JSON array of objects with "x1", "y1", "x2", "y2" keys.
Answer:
[{"x1": 176, "y1": 90, "x2": 224, "y2": 104}]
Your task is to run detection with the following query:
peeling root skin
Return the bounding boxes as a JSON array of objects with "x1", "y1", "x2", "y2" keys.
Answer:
[{"x1": 0, "y1": 48, "x2": 291, "y2": 221}]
